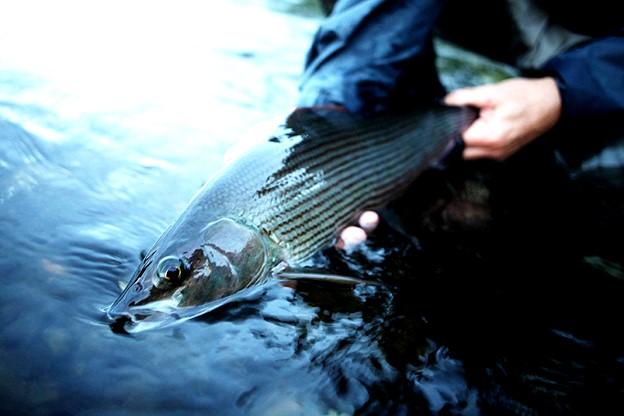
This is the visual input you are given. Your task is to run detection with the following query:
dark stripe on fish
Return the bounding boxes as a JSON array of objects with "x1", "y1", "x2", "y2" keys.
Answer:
[{"x1": 249, "y1": 106, "x2": 476, "y2": 261}]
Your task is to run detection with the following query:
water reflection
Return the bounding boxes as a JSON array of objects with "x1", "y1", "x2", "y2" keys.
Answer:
[{"x1": 1, "y1": 0, "x2": 624, "y2": 415}]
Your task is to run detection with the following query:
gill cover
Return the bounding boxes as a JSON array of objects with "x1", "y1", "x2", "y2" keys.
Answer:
[
  {"x1": 108, "y1": 218, "x2": 270, "y2": 330},
  {"x1": 179, "y1": 218, "x2": 270, "y2": 306}
]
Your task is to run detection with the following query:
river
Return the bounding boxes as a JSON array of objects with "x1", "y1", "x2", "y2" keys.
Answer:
[{"x1": 1, "y1": 1, "x2": 623, "y2": 415}]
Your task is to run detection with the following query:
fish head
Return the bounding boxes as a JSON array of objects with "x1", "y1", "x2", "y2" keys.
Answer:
[{"x1": 108, "y1": 218, "x2": 271, "y2": 330}]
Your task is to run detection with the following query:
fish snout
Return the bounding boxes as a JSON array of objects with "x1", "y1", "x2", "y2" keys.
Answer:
[
  {"x1": 107, "y1": 288, "x2": 142, "y2": 321},
  {"x1": 106, "y1": 299, "x2": 134, "y2": 321},
  {"x1": 107, "y1": 279, "x2": 153, "y2": 321}
]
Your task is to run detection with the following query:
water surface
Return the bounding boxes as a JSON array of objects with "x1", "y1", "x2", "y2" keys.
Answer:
[{"x1": 1, "y1": 1, "x2": 623, "y2": 415}]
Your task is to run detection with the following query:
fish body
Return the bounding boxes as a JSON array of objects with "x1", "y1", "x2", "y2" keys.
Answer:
[{"x1": 108, "y1": 106, "x2": 475, "y2": 331}]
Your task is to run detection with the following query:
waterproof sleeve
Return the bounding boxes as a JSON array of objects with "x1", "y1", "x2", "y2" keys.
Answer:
[
  {"x1": 542, "y1": 30, "x2": 624, "y2": 122},
  {"x1": 298, "y1": 0, "x2": 446, "y2": 115}
]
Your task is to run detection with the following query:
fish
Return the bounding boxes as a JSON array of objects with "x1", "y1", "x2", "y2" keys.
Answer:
[{"x1": 107, "y1": 105, "x2": 476, "y2": 331}]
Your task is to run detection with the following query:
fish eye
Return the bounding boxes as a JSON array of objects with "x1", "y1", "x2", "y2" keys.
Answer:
[{"x1": 154, "y1": 256, "x2": 185, "y2": 286}]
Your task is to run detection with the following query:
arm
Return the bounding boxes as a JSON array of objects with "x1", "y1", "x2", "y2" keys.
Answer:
[
  {"x1": 301, "y1": 1, "x2": 448, "y2": 249},
  {"x1": 444, "y1": 31, "x2": 624, "y2": 161},
  {"x1": 542, "y1": 31, "x2": 624, "y2": 121},
  {"x1": 299, "y1": 0, "x2": 446, "y2": 115},
  {"x1": 344, "y1": 34, "x2": 624, "y2": 244}
]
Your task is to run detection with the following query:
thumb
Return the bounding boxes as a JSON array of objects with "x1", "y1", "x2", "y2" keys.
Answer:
[{"x1": 444, "y1": 86, "x2": 495, "y2": 108}]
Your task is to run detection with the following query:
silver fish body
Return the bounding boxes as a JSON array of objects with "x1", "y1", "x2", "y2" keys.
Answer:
[{"x1": 108, "y1": 106, "x2": 476, "y2": 331}]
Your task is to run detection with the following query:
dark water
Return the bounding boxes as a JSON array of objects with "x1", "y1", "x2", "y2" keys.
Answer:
[{"x1": 1, "y1": 1, "x2": 624, "y2": 415}]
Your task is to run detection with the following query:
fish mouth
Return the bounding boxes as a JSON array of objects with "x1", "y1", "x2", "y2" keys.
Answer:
[
  {"x1": 107, "y1": 296, "x2": 181, "y2": 321},
  {"x1": 106, "y1": 292, "x2": 254, "y2": 333},
  {"x1": 107, "y1": 291, "x2": 220, "y2": 332},
  {"x1": 107, "y1": 296, "x2": 144, "y2": 322},
  {"x1": 107, "y1": 304, "x2": 179, "y2": 333}
]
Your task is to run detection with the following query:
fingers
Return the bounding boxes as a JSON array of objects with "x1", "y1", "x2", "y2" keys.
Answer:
[
  {"x1": 462, "y1": 133, "x2": 522, "y2": 160},
  {"x1": 336, "y1": 210, "x2": 379, "y2": 251},
  {"x1": 445, "y1": 86, "x2": 505, "y2": 159},
  {"x1": 447, "y1": 77, "x2": 562, "y2": 161},
  {"x1": 336, "y1": 226, "x2": 367, "y2": 251},
  {"x1": 358, "y1": 211, "x2": 379, "y2": 233},
  {"x1": 461, "y1": 118, "x2": 499, "y2": 147},
  {"x1": 444, "y1": 86, "x2": 495, "y2": 108},
  {"x1": 446, "y1": 84, "x2": 515, "y2": 160},
  {"x1": 460, "y1": 117, "x2": 511, "y2": 160},
  {"x1": 463, "y1": 146, "x2": 500, "y2": 160}
]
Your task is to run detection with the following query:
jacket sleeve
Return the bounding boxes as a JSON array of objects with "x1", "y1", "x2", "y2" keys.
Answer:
[
  {"x1": 542, "y1": 30, "x2": 624, "y2": 122},
  {"x1": 298, "y1": 0, "x2": 446, "y2": 115}
]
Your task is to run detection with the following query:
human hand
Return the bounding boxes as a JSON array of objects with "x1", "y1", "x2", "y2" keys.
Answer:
[
  {"x1": 336, "y1": 77, "x2": 562, "y2": 250},
  {"x1": 444, "y1": 77, "x2": 562, "y2": 160},
  {"x1": 336, "y1": 211, "x2": 379, "y2": 251}
]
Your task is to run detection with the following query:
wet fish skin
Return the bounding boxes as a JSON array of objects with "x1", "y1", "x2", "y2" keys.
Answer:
[{"x1": 107, "y1": 105, "x2": 476, "y2": 331}]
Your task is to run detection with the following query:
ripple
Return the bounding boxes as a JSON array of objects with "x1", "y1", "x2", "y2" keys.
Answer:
[{"x1": 1, "y1": 1, "x2": 623, "y2": 415}]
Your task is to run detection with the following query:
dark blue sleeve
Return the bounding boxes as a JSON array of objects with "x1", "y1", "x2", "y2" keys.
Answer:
[
  {"x1": 542, "y1": 30, "x2": 624, "y2": 122},
  {"x1": 298, "y1": 0, "x2": 446, "y2": 115}
]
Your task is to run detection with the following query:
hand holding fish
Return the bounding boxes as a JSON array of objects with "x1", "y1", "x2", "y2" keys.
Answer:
[
  {"x1": 336, "y1": 211, "x2": 379, "y2": 250},
  {"x1": 109, "y1": 106, "x2": 475, "y2": 331},
  {"x1": 444, "y1": 77, "x2": 562, "y2": 160},
  {"x1": 338, "y1": 77, "x2": 562, "y2": 249}
]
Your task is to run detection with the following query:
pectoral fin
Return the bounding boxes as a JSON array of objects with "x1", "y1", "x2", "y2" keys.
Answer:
[{"x1": 273, "y1": 270, "x2": 376, "y2": 286}]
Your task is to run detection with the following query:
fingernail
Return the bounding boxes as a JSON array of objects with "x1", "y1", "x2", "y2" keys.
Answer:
[
  {"x1": 358, "y1": 211, "x2": 379, "y2": 232},
  {"x1": 339, "y1": 226, "x2": 367, "y2": 251}
]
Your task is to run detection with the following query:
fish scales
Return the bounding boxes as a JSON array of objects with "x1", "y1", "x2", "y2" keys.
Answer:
[
  {"x1": 107, "y1": 105, "x2": 476, "y2": 330},
  {"x1": 158, "y1": 106, "x2": 474, "y2": 253},
  {"x1": 247, "y1": 107, "x2": 473, "y2": 261}
]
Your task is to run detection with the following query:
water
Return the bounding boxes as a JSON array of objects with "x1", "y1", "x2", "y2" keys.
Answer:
[{"x1": 1, "y1": 1, "x2": 623, "y2": 415}]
